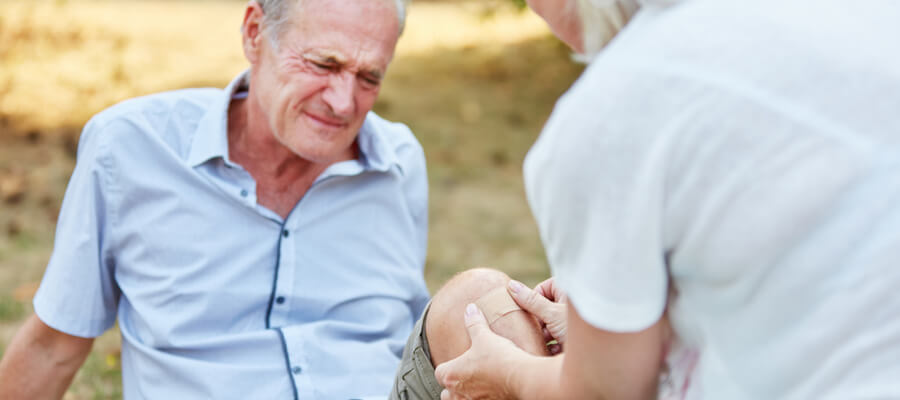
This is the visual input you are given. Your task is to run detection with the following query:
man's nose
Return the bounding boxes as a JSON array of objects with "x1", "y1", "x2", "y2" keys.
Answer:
[{"x1": 323, "y1": 72, "x2": 356, "y2": 118}]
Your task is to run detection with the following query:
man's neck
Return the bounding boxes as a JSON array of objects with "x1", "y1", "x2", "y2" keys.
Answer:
[
  {"x1": 227, "y1": 97, "x2": 338, "y2": 218},
  {"x1": 228, "y1": 98, "x2": 316, "y2": 178}
]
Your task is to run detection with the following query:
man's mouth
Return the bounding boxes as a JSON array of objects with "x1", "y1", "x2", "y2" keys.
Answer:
[{"x1": 303, "y1": 111, "x2": 348, "y2": 128}]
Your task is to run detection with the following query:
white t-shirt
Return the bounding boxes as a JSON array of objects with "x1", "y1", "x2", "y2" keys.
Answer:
[{"x1": 524, "y1": 0, "x2": 900, "y2": 398}]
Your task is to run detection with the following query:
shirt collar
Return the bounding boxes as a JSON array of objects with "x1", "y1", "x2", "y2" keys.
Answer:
[
  {"x1": 186, "y1": 70, "x2": 248, "y2": 168},
  {"x1": 187, "y1": 69, "x2": 403, "y2": 175},
  {"x1": 356, "y1": 112, "x2": 404, "y2": 175}
]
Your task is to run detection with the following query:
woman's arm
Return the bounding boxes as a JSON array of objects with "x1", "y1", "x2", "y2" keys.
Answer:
[{"x1": 436, "y1": 302, "x2": 666, "y2": 400}]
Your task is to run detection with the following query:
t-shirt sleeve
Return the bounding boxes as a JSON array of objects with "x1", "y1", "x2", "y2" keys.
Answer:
[
  {"x1": 524, "y1": 62, "x2": 676, "y2": 333},
  {"x1": 33, "y1": 116, "x2": 120, "y2": 338}
]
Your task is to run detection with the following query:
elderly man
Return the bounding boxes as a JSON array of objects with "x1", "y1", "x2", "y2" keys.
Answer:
[{"x1": 0, "y1": 0, "x2": 432, "y2": 398}]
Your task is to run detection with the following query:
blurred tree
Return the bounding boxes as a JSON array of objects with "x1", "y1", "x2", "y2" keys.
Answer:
[{"x1": 510, "y1": 0, "x2": 527, "y2": 9}]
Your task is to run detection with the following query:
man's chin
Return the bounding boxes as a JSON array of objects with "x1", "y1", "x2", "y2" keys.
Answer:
[{"x1": 288, "y1": 144, "x2": 357, "y2": 165}]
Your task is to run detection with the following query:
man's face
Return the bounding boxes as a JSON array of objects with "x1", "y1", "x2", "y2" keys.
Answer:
[{"x1": 250, "y1": 0, "x2": 400, "y2": 163}]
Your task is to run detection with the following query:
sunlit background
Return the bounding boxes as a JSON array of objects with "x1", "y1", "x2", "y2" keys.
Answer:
[{"x1": 0, "y1": 0, "x2": 583, "y2": 396}]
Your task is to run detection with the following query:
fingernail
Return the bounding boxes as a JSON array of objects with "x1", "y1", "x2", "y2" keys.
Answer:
[
  {"x1": 508, "y1": 280, "x2": 525, "y2": 294},
  {"x1": 465, "y1": 303, "x2": 478, "y2": 317}
]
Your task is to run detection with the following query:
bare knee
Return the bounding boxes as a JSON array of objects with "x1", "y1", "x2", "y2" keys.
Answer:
[{"x1": 425, "y1": 268, "x2": 548, "y2": 366}]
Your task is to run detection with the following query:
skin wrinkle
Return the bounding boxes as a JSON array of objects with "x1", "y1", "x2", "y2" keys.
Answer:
[{"x1": 252, "y1": 0, "x2": 396, "y2": 161}]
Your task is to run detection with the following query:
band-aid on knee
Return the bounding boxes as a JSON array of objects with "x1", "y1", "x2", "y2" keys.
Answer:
[{"x1": 474, "y1": 286, "x2": 523, "y2": 324}]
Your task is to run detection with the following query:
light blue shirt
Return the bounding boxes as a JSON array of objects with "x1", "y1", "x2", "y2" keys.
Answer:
[{"x1": 33, "y1": 71, "x2": 430, "y2": 399}]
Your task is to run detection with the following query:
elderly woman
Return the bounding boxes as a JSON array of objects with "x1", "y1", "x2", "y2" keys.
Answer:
[{"x1": 435, "y1": 0, "x2": 900, "y2": 399}]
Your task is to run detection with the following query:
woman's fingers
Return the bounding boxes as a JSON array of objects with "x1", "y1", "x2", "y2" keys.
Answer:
[{"x1": 508, "y1": 280, "x2": 568, "y2": 345}]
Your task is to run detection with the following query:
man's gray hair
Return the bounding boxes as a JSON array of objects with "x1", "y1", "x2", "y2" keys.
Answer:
[{"x1": 256, "y1": 0, "x2": 411, "y2": 46}]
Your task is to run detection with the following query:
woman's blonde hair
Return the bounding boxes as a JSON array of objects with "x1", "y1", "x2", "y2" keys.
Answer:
[{"x1": 574, "y1": 0, "x2": 644, "y2": 57}]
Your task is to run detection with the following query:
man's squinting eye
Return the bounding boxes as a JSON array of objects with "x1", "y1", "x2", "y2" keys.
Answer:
[
  {"x1": 361, "y1": 76, "x2": 381, "y2": 87},
  {"x1": 311, "y1": 61, "x2": 337, "y2": 72}
]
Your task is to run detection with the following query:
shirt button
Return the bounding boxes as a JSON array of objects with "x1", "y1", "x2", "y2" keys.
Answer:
[
  {"x1": 239, "y1": 189, "x2": 248, "y2": 197},
  {"x1": 275, "y1": 296, "x2": 285, "y2": 305},
  {"x1": 282, "y1": 230, "x2": 290, "y2": 238},
  {"x1": 291, "y1": 366, "x2": 302, "y2": 374}
]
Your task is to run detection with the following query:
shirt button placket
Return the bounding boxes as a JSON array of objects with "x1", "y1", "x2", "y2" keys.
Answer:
[
  {"x1": 278, "y1": 229, "x2": 290, "y2": 310},
  {"x1": 272, "y1": 226, "x2": 294, "y2": 327}
]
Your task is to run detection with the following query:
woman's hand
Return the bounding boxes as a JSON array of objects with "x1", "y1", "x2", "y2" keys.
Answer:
[
  {"x1": 436, "y1": 300, "x2": 669, "y2": 400},
  {"x1": 507, "y1": 278, "x2": 568, "y2": 354},
  {"x1": 434, "y1": 303, "x2": 530, "y2": 400}
]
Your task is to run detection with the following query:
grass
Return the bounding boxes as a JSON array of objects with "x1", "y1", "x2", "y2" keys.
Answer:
[
  {"x1": 0, "y1": 0, "x2": 584, "y2": 396},
  {"x1": 68, "y1": 334, "x2": 124, "y2": 400},
  {"x1": 0, "y1": 296, "x2": 25, "y2": 323}
]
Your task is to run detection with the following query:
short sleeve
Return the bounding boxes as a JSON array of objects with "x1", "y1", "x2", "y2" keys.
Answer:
[
  {"x1": 524, "y1": 61, "x2": 676, "y2": 333},
  {"x1": 33, "y1": 116, "x2": 120, "y2": 338}
]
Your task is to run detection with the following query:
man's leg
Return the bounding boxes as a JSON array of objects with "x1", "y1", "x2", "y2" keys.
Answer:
[{"x1": 390, "y1": 268, "x2": 549, "y2": 400}]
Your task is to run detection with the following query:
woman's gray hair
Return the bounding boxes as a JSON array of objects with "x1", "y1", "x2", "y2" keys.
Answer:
[
  {"x1": 256, "y1": 0, "x2": 411, "y2": 46},
  {"x1": 574, "y1": 0, "x2": 679, "y2": 58}
]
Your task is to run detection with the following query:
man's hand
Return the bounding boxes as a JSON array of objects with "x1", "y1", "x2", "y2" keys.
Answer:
[
  {"x1": 434, "y1": 303, "x2": 529, "y2": 400},
  {"x1": 507, "y1": 278, "x2": 567, "y2": 354}
]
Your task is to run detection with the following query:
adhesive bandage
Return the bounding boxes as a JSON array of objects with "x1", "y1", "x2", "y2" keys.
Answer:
[{"x1": 474, "y1": 286, "x2": 523, "y2": 324}]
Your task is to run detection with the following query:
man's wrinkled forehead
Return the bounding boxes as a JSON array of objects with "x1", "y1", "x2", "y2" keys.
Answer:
[
  {"x1": 279, "y1": 0, "x2": 400, "y2": 69},
  {"x1": 283, "y1": 0, "x2": 401, "y2": 40}
]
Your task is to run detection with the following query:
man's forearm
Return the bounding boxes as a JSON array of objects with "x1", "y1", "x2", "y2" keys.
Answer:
[{"x1": 0, "y1": 315, "x2": 93, "y2": 399}]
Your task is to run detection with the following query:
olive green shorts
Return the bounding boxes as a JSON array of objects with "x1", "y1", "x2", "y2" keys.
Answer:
[{"x1": 389, "y1": 303, "x2": 443, "y2": 400}]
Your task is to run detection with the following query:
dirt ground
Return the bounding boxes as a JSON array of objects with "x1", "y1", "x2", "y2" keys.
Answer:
[{"x1": 0, "y1": 0, "x2": 584, "y2": 396}]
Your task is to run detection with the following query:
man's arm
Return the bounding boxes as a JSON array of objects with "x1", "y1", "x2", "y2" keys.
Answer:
[{"x1": 0, "y1": 314, "x2": 94, "y2": 399}]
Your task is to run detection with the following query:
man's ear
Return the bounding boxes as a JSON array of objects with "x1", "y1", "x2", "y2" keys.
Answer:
[{"x1": 241, "y1": 1, "x2": 266, "y2": 64}]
